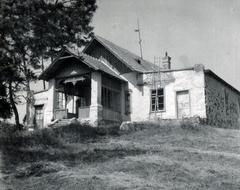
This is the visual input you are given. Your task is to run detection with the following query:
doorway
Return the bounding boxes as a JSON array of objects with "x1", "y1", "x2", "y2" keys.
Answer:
[
  {"x1": 35, "y1": 105, "x2": 44, "y2": 128},
  {"x1": 177, "y1": 91, "x2": 190, "y2": 118}
]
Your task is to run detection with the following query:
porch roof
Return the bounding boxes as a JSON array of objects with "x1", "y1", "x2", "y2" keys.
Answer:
[
  {"x1": 83, "y1": 35, "x2": 156, "y2": 73},
  {"x1": 38, "y1": 48, "x2": 126, "y2": 81}
]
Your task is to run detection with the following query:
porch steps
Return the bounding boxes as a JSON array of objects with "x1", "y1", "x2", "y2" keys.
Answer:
[{"x1": 52, "y1": 119, "x2": 71, "y2": 128}]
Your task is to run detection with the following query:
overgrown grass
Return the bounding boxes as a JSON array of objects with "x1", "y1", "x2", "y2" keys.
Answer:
[
  {"x1": 1, "y1": 121, "x2": 240, "y2": 189},
  {"x1": 0, "y1": 122, "x2": 120, "y2": 164}
]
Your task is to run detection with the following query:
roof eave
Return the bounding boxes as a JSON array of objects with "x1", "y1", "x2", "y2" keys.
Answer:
[
  {"x1": 65, "y1": 49, "x2": 99, "y2": 70},
  {"x1": 38, "y1": 49, "x2": 67, "y2": 81},
  {"x1": 38, "y1": 48, "x2": 99, "y2": 81},
  {"x1": 204, "y1": 69, "x2": 240, "y2": 95}
]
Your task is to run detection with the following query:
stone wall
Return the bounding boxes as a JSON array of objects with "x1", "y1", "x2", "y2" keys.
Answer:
[{"x1": 205, "y1": 73, "x2": 240, "y2": 128}]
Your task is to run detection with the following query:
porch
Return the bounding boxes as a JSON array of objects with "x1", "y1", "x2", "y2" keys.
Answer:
[
  {"x1": 54, "y1": 106, "x2": 121, "y2": 121},
  {"x1": 54, "y1": 106, "x2": 121, "y2": 122}
]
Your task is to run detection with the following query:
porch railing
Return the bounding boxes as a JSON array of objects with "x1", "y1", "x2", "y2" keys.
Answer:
[
  {"x1": 54, "y1": 109, "x2": 68, "y2": 119},
  {"x1": 54, "y1": 107, "x2": 120, "y2": 121},
  {"x1": 102, "y1": 108, "x2": 121, "y2": 122},
  {"x1": 78, "y1": 107, "x2": 90, "y2": 119}
]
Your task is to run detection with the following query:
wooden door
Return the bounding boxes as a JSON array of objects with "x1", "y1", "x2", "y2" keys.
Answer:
[
  {"x1": 177, "y1": 91, "x2": 190, "y2": 118},
  {"x1": 35, "y1": 105, "x2": 44, "y2": 128}
]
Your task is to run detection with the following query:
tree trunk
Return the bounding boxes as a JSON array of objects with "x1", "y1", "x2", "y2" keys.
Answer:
[
  {"x1": 25, "y1": 76, "x2": 32, "y2": 126},
  {"x1": 9, "y1": 80, "x2": 20, "y2": 129},
  {"x1": 41, "y1": 56, "x2": 46, "y2": 90},
  {"x1": 22, "y1": 57, "x2": 33, "y2": 127}
]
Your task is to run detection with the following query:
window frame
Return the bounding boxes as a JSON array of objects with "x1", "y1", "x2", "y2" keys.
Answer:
[
  {"x1": 101, "y1": 85, "x2": 121, "y2": 112},
  {"x1": 125, "y1": 90, "x2": 132, "y2": 115},
  {"x1": 150, "y1": 88, "x2": 165, "y2": 112}
]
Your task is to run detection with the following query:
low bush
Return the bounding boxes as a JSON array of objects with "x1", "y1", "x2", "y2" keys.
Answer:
[
  {"x1": 180, "y1": 117, "x2": 200, "y2": 131},
  {"x1": 1, "y1": 128, "x2": 65, "y2": 152},
  {"x1": 0, "y1": 121, "x2": 17, "y2": 138}
]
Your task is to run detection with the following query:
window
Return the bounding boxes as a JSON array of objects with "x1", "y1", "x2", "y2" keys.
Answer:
[
  {"x1": 151, "y1": 88, "x2": 164, "y2": 111},
  {"x1": 125, "y1": 91, "x2": 132, "y2": 114},
  {"x1": 101, "y1": 86, "x2": 120, "y2": 111}
]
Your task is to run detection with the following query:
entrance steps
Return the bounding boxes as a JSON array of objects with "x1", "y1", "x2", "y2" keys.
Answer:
[{"x1": 50, "y1": 118, "x2": 90, "y2": 128}]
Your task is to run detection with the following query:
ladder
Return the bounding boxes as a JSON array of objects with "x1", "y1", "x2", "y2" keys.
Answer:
[{"x1": 149, "y1": 56, "x2": 162, "y2": 120}]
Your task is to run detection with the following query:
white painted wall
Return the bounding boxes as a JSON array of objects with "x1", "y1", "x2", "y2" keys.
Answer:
[
  {"x1": 41, "y1": 79, "x2": 56, "y2": 126},
  {"x1": 159, "y1": 69, "x2": 206, "y2": 119},
  {"x1": 121, "y1": 72, "x2": 151, "y2": 121},
  {"x1": 122, "y1": 67, "x2": 206, "y2": 122}
]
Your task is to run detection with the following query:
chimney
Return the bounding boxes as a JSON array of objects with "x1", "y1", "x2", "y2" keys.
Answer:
[{"x1": 162, "y1": 52, "x2": 171, "y2": 70}]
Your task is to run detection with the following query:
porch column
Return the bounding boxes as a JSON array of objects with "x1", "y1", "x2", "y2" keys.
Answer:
[
  {"x1": 89, "y1": 72, "x2": 102, "y2": 127},
  {"x1": 44, "y1": 78, "x2": 56, "y2": 126}
]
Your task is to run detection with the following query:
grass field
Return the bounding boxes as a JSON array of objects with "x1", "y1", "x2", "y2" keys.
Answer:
[{"x1": 1, "y1": 121, "x2": 240, "y2": 190}]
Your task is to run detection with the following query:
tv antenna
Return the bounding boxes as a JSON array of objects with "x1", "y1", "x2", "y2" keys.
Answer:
[{"x1": 135, "y1": 18, "x2": 143, "y2": 59}]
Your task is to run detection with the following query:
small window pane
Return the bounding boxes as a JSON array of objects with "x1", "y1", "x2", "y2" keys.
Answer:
[{"x1": 151, "y1": 88, "x2": 164, "y2": 111}]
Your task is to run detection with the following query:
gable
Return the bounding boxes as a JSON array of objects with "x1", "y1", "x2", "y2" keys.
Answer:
[
  {"x1": 83, "y1": 36, "x2": 155, "y2": 73},
  {"x1": 53, "y1": 57, "x2": 92, "y2": 79},
  {"x1": 85, "y1": 42, "x2": 132, "y2": 74},
  {"x1": 39, "y1": 48, "x2": 126, "y2": 81}
]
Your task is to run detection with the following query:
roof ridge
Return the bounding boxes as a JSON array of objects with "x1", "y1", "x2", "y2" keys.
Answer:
[
  {"x1": 95, "y1": 35, "x2": 156, "y2": 72},
  {"x1": 100, "y1": 58, "x2": 121, "y2": 75},
  {"x1": 95, "y1": 35, "x2": 148, "y2": 62},
  {"x1": 80, "y1": 51, "x2": 99, "y2": 61},
  {"x1": 67, "y1": 48, "x2": 101, "y2": 63}
]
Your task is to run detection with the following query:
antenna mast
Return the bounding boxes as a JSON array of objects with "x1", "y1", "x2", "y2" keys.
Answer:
[{"x1": 135, "y1": 18, "x2": 143, "y2": 59}]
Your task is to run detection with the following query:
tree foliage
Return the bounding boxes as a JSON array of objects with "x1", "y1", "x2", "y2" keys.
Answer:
[{"x1": 0, "y1": 0, "x2": 97, "y2": 126}]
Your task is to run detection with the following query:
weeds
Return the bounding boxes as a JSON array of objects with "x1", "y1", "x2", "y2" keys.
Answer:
[{"x1": 1, "y1": 121, "x2": 240, "y2": 189}]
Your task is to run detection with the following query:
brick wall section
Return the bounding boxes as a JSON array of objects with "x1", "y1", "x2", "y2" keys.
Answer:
[{"x1": 205, "y1": 73, "x2": 240, "y2": 128}]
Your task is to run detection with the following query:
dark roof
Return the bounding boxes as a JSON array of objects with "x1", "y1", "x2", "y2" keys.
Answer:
[
  {"x1": 38, "y1": 48, "x2": 125, "y2": 81},
  {"x1": 83, "y1": 35, "x2": 156, "y2": 73},
  {"x1": 204, "y1": 70, "x2": 240, "y2": 96}
]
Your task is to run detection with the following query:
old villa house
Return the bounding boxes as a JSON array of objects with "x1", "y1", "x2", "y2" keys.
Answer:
[{"x1": 31, "y1": 35, "x2": 240, "y2": 128}]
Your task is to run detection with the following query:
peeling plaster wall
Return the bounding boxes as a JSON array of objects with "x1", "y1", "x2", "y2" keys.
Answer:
[
  {"x1": 150, "y1": 68, "x2": 206, "y2": 119},
  {"x1": 122, "y1": 66, "x2": 206, "y2": 122},
  {"x1": 205, "y1": 74, "x2": 240, "y2": 128}
]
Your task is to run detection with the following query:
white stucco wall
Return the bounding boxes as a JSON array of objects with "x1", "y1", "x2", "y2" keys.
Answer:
[
  {"x1": 158, "y1": 69, "x2": 206, "y2": 119},
  {"x1": 34, "y1": 79, "x2": 56, "y2": 127},
  {"x1": 121, "y1": 72, "x2": 150, "y2": 121},
  {"x1": 34, "y1": 90, "x2": 48, "y2": 106},
  {"x1": 122, "y1": 66, "x2": 206, "y2": 122}
]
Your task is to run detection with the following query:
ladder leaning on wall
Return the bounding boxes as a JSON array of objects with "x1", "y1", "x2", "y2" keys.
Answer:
[{"x1": 149, "y1": 56, "x2": 162, "y2": 121}]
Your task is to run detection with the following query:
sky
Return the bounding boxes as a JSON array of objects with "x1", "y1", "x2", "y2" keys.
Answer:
[
  {"x1": 91, "y1": 0, "x2": 240, "y2": 91},
  {"x1": 15, "y1": 0, "x2": 240, "y2": 123}
]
